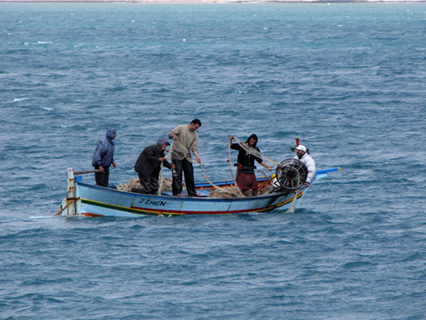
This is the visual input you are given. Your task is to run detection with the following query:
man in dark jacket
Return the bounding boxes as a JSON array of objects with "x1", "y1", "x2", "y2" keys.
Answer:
[
  {"x1": 92, "y1": 127, "x2": 117, "y2": 187},
  {"x1": 229, "y1": 134, "x2": 273, "y2": 196},
  {"x1": 134, "y1": 138, "x2": 175, "y2": 195}
]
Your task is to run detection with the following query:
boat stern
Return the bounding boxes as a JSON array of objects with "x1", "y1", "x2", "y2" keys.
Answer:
[{"x1": 55, "y1": 168, "x2": 79, "y2": 216}]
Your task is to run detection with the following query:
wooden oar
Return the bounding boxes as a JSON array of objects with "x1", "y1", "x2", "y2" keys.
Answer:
[
  {"x1": 74, "y1": 169, "x2": 100, "y2": 175},
  {"x1": 286, "y1": 171, "x2": 303, "y2": 213},
  {"x1": 286, "y1": 188, "x2": 300, "y2": 213}
]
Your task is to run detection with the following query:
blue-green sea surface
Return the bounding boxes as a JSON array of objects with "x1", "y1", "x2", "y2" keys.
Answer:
[{"x1": 1, "y1": 2, "x2": 426, "y2": 319}]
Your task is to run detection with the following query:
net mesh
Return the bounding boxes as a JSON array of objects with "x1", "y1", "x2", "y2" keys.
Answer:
[{"x1": 169, "y1": 140, "x2": 194, "y2": 162}]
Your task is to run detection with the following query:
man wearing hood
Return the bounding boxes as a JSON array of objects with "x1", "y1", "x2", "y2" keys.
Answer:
[
  {"x1": 92, "y1": 127, "x2": 117, "y2": 187},
  {"x1": 229, "y1": 134, "x2": 273, "y2": 196},
  {"x1": 134, "y1": 138, "x2": 175, "y2": 195}
]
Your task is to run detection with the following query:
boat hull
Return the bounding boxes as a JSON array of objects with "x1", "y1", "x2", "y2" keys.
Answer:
[
  {"x1": 74, "y1": 182, "x2": 303, "y2": 217},
  {"x1": 56, "y1": 167, "x2": 339, "y2": 217}
]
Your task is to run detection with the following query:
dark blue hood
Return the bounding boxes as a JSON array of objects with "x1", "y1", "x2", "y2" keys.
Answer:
[{"x1": 106, "y1": 127, "x2": 117, "y2": 140}]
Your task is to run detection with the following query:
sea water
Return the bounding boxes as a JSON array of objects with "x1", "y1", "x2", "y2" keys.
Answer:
[{"x1": 1, "y1": 2, "x2": 426, "y2": 319}]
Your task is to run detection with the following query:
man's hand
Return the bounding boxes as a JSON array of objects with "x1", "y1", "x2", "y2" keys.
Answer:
[
  {"x1": 99, "y1": 166, "x2": 105, "y2": 172},
  {"x1": 193, "y1": 151, "x2": 201, "y2": 164}
]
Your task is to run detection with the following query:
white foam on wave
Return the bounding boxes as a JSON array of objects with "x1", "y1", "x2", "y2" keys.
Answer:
[
  {"x1": 42, "y1": 107, "x2": 54, "y2": 111},
  {"x1": 29, "y1": 216, "x2": 54, "y2": 219},
  {"x1": 37, "y1": 41, "x2": 52, "y2": 44},
  {"x1": 61, "y1": 123, "x2": 75, "y2": 128},
  {"x1": 13, "y1": 98, "x2": 29, "y2": 102}
]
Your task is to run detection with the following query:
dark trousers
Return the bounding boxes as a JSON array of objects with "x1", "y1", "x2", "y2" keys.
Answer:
[
  {"x1": 94, "y1": 166, "x2": 109, "y2": 187},
  {"x1": 172, "y1": 158, "x2": 196, "y2": 196},
  {"x1": 138, "y1": 174, "x2": 159, "y2": 195}
]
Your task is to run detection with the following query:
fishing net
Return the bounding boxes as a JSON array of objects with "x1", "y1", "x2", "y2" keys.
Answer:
[
  {"x1": 116, "y1": 177, "x2": 174, "y2": 193},
  {"x1": 169, "y1": 140, "x2": 193, "y2": 162}
]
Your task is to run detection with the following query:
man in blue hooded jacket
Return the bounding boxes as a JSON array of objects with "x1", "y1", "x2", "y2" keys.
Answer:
[{"x1": 92, "y1": 128, "x2": 117, "y2": 187}]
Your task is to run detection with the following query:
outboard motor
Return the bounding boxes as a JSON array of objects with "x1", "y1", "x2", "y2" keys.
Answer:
[{"x1": 275, "y1": 159, "x2": 308, "y2": 191}]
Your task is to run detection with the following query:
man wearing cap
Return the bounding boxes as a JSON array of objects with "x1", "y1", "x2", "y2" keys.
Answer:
[
  {"x1": 134, "y1": 138, "x2": 175, "y2": 195},
  {"x1": 92, "y1": 127, "x2": 118, "y2": 187},
  {"x1": 294, "y1": 145, "x2": 316, "y2": 187}
]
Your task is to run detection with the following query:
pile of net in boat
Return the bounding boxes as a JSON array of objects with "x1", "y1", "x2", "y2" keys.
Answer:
[
  {"x1": 115, "y1": 177, "x2": 275, "y2": 198},
  {"x1": 206, "y1": 182, "x2": 276, "y2": 198},
  {"x1": 116, "y1": 177, "x2": 176, "y2": 193}
]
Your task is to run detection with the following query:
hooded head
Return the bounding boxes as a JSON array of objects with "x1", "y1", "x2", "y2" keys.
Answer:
[
  {"x1": 157, "y1": 138, "x2": 170, "y2": 148},
  {"x1": 246, "y1": 134, "x2": 258, "y2": 147},
  {"x1": 106, "y1": 127, "x2": 117, "y2": 140}
]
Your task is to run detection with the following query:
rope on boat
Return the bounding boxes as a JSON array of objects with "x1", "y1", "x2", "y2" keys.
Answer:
[
  {"x1": 157, "y1": 140, "x2": 221, "y2": 195},
  {"x1": 228, "y1": 139, "x2": 245, "y2": 197},
  {"x1": 158, "y1": 162, "x2": 165, "y2": 195},
  {"x1": 55, "y1": 199, "x2": 73, "y2": 216},
  {"x1": 157, "y1": 137, "x2": 280, "y2": 198},
  {"x1": 232, "y1": 137, "x2": 281, "y2": 166}
]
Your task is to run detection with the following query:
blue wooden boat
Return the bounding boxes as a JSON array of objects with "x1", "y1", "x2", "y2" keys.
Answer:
[{"x1": 56, "y1": 167, "x2": 340, "y2": 217}]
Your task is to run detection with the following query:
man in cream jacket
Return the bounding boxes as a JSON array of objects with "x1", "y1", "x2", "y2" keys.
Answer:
[{"x1": 294, "y1": 145, "x2": 316, "y2": 187}]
